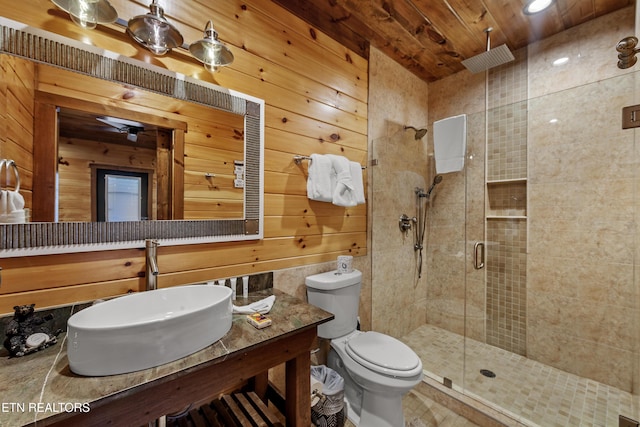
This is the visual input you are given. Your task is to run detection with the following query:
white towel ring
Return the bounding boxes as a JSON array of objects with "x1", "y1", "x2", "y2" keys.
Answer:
[{"x1": 0, "y1": 159, "x2": 21, "y2": 192}]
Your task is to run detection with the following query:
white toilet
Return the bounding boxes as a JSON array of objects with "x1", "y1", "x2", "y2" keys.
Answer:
[{"x1": 306, "y1": 269, "x2": 423, "y2": 427}]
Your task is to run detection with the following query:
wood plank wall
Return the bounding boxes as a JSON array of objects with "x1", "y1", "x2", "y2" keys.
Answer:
[
  {"x1": 57, "y1": 137, "x2": 158, "y2": 222},
  {"x1": 38, "y1": 65, "x2": 245, "y2": 221},
  {"x1": 183, "y1": 110, "x2": 245, "y2": 220},
  {"x1": 0, "y1": 0, "x2": 368, "y2": 314},
  {"x1": 0, "y1": 56, "x2": 34, "y2": 211}
]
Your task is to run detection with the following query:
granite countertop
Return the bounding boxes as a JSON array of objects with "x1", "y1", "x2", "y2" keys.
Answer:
[{"x1": 0, "y1": 288, "x2": 332, "y2": 427}]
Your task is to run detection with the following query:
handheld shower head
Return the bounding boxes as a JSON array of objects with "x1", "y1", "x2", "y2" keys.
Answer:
[
  {"x1": 404, "y1": 125, "x2": 428, "y2": 140},
  {"x1": 414, "y1": 174, "x2": 443, "y2": 278},
  {"x1": 425, "y1": 175, "x2": 443, "y2": 198},
  {"x1": 417, "y1": 175, "x2": 443, "y2": 199}
]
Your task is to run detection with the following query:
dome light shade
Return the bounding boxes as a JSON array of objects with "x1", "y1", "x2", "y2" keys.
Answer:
[
  {"x1": 51, "y1": 0, "x2": 118, "y2": 29},
  {"x1": 126, "y1": 0, "x2": 183, "y2": 56},
  {"x1": 189, "y1": 20, "x2": 234, "y2": 73},
  {"x1": 523, "y1": 0, "x2": 553, "y2": 15}
]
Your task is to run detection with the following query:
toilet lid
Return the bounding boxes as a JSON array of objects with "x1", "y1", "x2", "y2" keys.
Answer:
[{"x1": 346, "y1": 331, "x2": 422, "y2": 378}]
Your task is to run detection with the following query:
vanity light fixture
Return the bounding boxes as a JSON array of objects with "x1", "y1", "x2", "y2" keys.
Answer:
[
  {"x1": 126, "y1": 0, "x2": 183, "y2": 56},
  {"x1": 523, "y1": 0, "x2": 553, "y2": 15},
  {"x1": 51, "y1": 0, "x2": 118, "y2": 30},
  {"x1": 53, "y1": 0, "x2": 234, "y2": 73},
  {"x1": 189, "y1": 20, "x2": 234, "y2": 73}
]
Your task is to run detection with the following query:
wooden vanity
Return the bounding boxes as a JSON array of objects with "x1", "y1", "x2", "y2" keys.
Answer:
[{"x1": 0, "y1": 289, "x2": 332, "y2": 426}]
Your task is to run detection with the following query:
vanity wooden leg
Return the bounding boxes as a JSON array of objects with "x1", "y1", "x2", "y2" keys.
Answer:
[
  {"x1": 251, "y1": 371, "x2": 269, "y2": 402},
  {"x1": 285, "y1": 352, "x2": 311, "y2": 426}
]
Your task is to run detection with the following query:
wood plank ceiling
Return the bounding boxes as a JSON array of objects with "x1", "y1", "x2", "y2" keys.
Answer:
[{"x1": 272, "y1": 0, "x2": 633, "y2": 82}]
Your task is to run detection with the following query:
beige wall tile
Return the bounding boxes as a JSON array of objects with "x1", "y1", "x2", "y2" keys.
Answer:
[
  {"x1": 428, "y1": 72, "x2": 485, "y2": 120},
  {"x1": 368, "y1": 46, "x2": 431, "y2": 338},
  {"x1": 528, "y1": 7, "x2": 635, "y2": 99}
]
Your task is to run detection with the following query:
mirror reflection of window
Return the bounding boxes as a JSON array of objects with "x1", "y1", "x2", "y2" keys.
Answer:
[
  {"x1": 96, "y1": 169, "x2": 149, "y2": 222},
  {"x1": 106, "y1": 174, "x2": 141, "y2": 222}
]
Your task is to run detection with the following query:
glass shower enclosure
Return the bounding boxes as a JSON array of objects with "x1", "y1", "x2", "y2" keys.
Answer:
[
  {"x1": 432, "y1": 8, "x2": 639, "y2": 426},
  {"x1": 371, "y1": 6, "x2": 640, "y2": 426}
]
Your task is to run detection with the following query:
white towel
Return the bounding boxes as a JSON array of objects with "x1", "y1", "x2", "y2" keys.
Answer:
[
  {"x1": 306, "y1": 154, "x2": 334, "y2": 202},
  {"x1": 433, "y1": 114, "x2": 467, "y2": 173},
  {"x1": 350, "y1": 161, "x2": 365, "y2": 205},
  {"x1": 232, "y1": 295, "x2": 276, "y2": 314},
  {"x1": 0, "y1": 210, "x2": 25, "y2": 223},
  {"x1": 327, "y1": 154, "x2": 356, "y2": 207},
  {"x1": 0, "y1": 159, "x2": 26, "y2": 224}
]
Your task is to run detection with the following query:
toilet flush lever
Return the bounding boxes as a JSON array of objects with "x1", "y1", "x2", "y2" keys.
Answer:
[{"x1": 474, "y1": 242, "x2": 485, "y2": 270}]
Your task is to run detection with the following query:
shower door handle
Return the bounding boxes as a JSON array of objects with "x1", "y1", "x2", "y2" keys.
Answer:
[{"x1": 474, "y1": 242, "x2": 485, "y2": 270}]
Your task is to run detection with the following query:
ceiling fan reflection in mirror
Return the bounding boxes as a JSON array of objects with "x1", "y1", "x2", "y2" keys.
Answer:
[{"x1": 96, "y1": 116, "x2": 147, "y2": 142}]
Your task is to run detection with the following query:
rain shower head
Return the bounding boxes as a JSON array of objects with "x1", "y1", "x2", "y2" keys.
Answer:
[
  {"x1": 461, "y1": 28, "x2": 515, "y2": 73},
  {"x1": 404, "y1": 125, "x2": 428, "y2": 140}
]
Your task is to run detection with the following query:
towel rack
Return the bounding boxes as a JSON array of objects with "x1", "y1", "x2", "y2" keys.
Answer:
[
  {"x1": 293, "y1": 155, "x2": 366, "y2": 169},
  {"x1": 293, "y1": 155, "x2": 311, "y2": 165}
]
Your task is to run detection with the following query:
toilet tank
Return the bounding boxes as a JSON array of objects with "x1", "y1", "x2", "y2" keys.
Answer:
[{"x1": 305, "y1": 269, "x2": 362, "y2": 339}]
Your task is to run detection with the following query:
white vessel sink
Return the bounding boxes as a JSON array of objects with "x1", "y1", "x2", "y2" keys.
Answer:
[{"x1": 67, "y1": 285, "x2": 233, "y2": 376}]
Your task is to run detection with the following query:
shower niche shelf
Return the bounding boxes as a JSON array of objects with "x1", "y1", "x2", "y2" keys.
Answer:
[
  {"x1": 487, "y1": 178, "x2": 527, "y2": 184},
  {"x1": 486, "y1": 179, "x2": 527, "y2": 218}
]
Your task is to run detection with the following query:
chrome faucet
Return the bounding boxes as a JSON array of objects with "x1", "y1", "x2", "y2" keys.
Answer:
[{"x1": 145, "y1": 239, "x2": 159, "y2": 291}]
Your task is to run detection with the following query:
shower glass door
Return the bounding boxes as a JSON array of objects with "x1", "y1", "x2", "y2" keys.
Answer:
[
  {"x1": 461, "y1": 8, "x2": 640, "y2": 425},
  {"x1": 369, "y1": 128, "x2": 466, "y2": 389},
  {"x1": 420, "y1": 106, "x2": 492, "y2": 408}
]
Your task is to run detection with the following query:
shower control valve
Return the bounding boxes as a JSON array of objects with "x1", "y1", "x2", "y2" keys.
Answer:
[{"x1": 399, "y1": 214, "x2": 414, "y2": 233}]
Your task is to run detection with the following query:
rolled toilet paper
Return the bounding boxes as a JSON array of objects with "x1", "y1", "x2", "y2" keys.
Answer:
[
  {"x1": 337, "y1": 255, "x2": 353, "y2": 274},
  {"x1": 310, "y1": 375, "x2": 323, "y2": 406},
  {"x1": 311, "y1": 375, "x2": 322, "y2": 395}
]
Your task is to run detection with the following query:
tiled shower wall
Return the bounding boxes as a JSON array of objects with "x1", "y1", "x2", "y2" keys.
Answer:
[
  {"x1": 487, "y1": 49, "x2": 528, "y2": 183},
  {"x1": 485, "y1": 48, "x2": 529, "y2": 355},
  {"x1": 485, "y1": 219, "x2": 527, "y2": 355},
  {"x1": 486, "y1": 102, "x2": 528, "y2": 181},
  {"x1": 526, "y1": 7, "x2": 638, "y2": 392},
  {"x1": 367, "y1": 46, "x2": 431, "y2": 339}
]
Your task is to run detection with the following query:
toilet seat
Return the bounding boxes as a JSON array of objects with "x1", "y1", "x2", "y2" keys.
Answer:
[{"x1": 345, "y1": 331, "x2": 422, "y2": 378}]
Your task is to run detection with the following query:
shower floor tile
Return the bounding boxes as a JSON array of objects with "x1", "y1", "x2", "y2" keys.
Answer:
[{"x1": 402, "y1": 324, "x2": 639, "y2": 427}]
